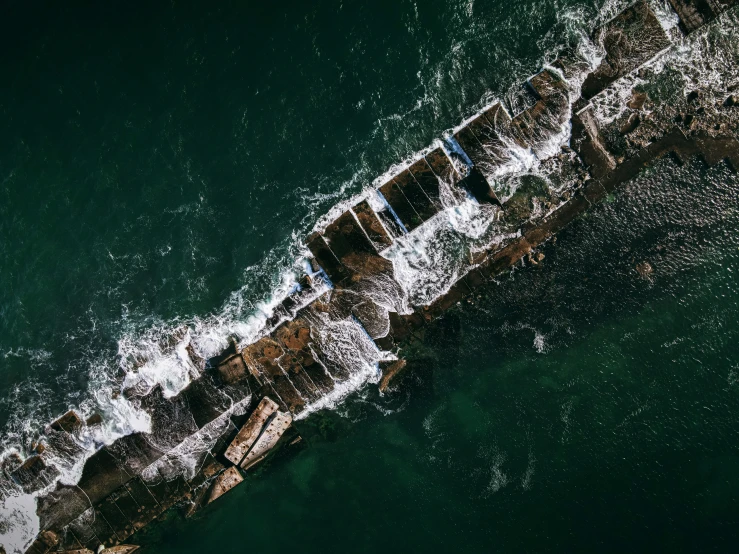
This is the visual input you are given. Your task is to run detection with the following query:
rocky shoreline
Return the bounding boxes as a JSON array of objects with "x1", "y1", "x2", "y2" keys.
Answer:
[{"x1": 6, "y1": 1, "x2": 739, "y2": 553}]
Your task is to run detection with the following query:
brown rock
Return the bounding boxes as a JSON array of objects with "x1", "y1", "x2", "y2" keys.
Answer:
[{"x1": 627, "y1": 91, "x2": 648, "y2": 110}]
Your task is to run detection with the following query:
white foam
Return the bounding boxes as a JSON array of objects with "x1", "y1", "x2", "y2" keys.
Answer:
[{"x1": 0, "y1": 489, "x2": 39, "y2": 554}]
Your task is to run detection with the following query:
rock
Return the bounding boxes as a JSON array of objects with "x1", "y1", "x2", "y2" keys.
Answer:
[
  {"x1": 627, "y1": 91, "x2": 648, "y2": 110},
  {"x1": 724, "y1": 95, "x2": 738, "y2": 107},
  {"x1": 86, "y1": 413, "x2": 103, "y2": 427},
  {"x1": 379, "y1": 360, "x2": 409, "y2": 392},
  {"x1": 620, "y1": 113, "x2": 641, "y2": 135},
  {"x1": 636, "y1": 261, "x2": 653, "y2": 278},
  {"x1": 50, "y1": 410, "x2": 83, "y2": 434}
]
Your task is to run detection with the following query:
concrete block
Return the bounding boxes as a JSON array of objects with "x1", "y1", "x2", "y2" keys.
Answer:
[
  {"x1": 49, "y1": 410, "x2": 83, "y2": 434},
  {"x1": 224, "y1": 397, "x2": 279, "y2": 466},
  {"x1": 425, "y1": 147, "x2": 462, "y2": 188},
  {"x1": 241, "y1": 412, "x2": 293, "y2": 471},
  {"x1": 207, "y1": 466, "x2": 243, "y2": 504}
]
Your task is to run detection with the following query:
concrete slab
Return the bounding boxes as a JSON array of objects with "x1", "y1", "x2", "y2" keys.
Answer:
[
  {"x1": 454, "y1": 121, "x2": 504, "y2": 200},
  {"x1": 76, "y1": 449, "x2": 132, "y2": 506},
  {"x1": 375, "y1": 206, "x2": 405, "y2": 238},
  {"x1": 509, "y1": 95, "x2": 569, "y2": 152},
  {"x1": 408, "y1": 157, "x2": 443, "y2": 209},
  {"x1": 528, "y1": 69, "x2": 568, "y2": 99},
  {"x1": 181, "y1": 374, "x2": 234, "y2": 429},
  {"x1": 323, "y1": 211, "x2": 394, "y2": 283},
  {"x1": 243, "y1": 338, "x2": 306, "y2": 413},
  {"x1": 91, "y1": 507, "x2": 119, "y2": 547},
  {"x1": 379, "y1": 178, "x2": 422, "y2": 231},
  {"x1": 323, "y1": 211, "x2": 377, "y2": 257},
  {"x1": 110, "y1": 490, "x2": 140, "y2": 538},
  {"x1": 393, "y1": 168, "x2": 439, "y2": 223},
  {"x1": 224, "y1": 397, "x2": 279, "y2": 466},
  {"x1": 478, "y1": 237, "x2": 532, "y2": 278},
  {"x1": 10, "y1": 454, "x2": 60, "y2": 494},
  {"x1": 241, "y1": 412, "x2": 293, "y2": 470},
  {"x1": 668, "y1": 0, "x2": 714, "y2": 32},
  {"x1": 97, "y1": 496, "x2": 129, "y2": 543},
  {"x1": 207, "y1": 467, "x2": 243, "y2": 504},
  {"x1": 306, "y1": 231, "x2": 349, "y2": 284},
  {"x1": 425, "y1": 147, "x2": 462, "y2": 189},
  {"x1": 582, "y1": 1, "x2": 670, "y2": 99},
  {"x1": 274, "y1": 319, "x2": 336, "y2": 391},
  {"x1": 278, "y1": 351, "x2": 321, "y2": 401},
  {"x1": 124, "y1": 477, "x2": 164, "y2": 531},
  {"x1": 36, "y1": 484, "x2": 91, "y2": 533},
  {"x1": 67, "y1": 509, "x2": 100, "y2": 551},
  {"x1": 142, "y1": 474, "x2": 191, "y2": 511},
  {"x1": 505, "y1": 81, "x2": 540, "y2": 116},
  {"x1": 216, "y1": 352, "x2": 248, "y2": 385},
  {"x1": 352, "y1": 200, "x2": 393, "y2": 250},
  {"x1": 468, "y1": 105, "x2": 513, "y2": 166},
  {"x1": 139, "y1": 386, "x2": 199, "y2": 451},
  {"x1": 105, "y1": 433, "x2": 164, "y2": 477}
]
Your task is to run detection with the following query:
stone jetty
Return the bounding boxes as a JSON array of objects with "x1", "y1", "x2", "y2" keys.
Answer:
[{"x1": 9, "y1": 1, "x2": 739, "y2": 552}]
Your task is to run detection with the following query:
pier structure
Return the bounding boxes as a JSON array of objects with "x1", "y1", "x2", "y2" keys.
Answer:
[{"x1": 9, "y1": 1, "x2": 739, "y2": 552}]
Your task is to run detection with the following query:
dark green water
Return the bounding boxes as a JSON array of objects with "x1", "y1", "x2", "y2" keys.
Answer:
[
  {"x1": 138, "y1": 157, "x2": 739, "y2": 554},
  {"x1": 2, "y1": 0, "x2": 739, "y2": 552}
]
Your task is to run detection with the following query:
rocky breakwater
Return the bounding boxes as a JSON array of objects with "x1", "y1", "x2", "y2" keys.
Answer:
[{"x1": 8, "y1": 1, "x2": 739, "y2": 553}]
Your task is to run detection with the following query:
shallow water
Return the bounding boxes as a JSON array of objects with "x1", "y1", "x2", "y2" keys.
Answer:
[{"x1": 2, "y1": 0, "x2": 739, "y2": 552}]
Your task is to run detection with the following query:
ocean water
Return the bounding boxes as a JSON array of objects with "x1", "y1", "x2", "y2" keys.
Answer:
[{"x1": 1, "y1": 0, "x2": 739, "y2": 552}]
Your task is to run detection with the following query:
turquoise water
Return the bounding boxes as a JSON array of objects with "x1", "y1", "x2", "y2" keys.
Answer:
[{"x1": 2, "y1": 0, "x2": 739, "y2": 552}]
